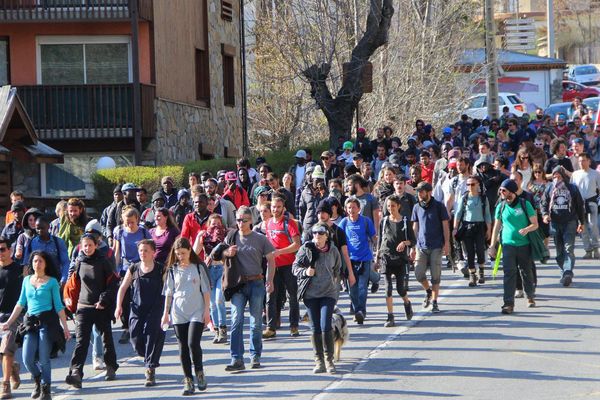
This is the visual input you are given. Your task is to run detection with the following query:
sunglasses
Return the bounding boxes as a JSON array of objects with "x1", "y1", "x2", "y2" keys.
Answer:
[
  {"x1": 236, "y1": 218, "x2": 250, "y2": 223},
  {"x1": 312, "y1": 231, "x2": 327, "y2": 235},
  {"x1": 534, "y1": 171, "x2": 543, "y2": 174}
]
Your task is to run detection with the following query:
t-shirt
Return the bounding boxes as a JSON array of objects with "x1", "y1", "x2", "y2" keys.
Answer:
[
  {"x1": 338, "y1": 215, "x2": 376, "y2": 262},
  {"x1": 572, "y1": 168, "x2": 600, "y2": 200},
  {"x1": 544, "y1": 156, "x2": 574, "y2": 174},
  {"x1": 495, "y1": 199, "x2": 535, "y2": 247},
  {"x1": 356, "y1": 193, "x2": 380, "y2": 222},
  {"x1": 0, "y1": 262, "x2": 23, "y2": 315},
  {"x1": 411, "y1": 199, "x2": 449, "y2": 250},
  {"x1": 17, "y1": 275, "x2": 64, "y2": 316},
  {"x1": 150, "y1": 227, "x2": 179, "y2": 264},
  {"x1": 294, "y1": 164, "x2": 306, "y2": 190},
  {"x1": 235, "y1": 231, "x2": 275, "y2": 276},
  {"x1": 265, "y1": 217, "x2": 300, "y2": 267},
  {"x1": 114, "y1": 226, "x2": 150, "y2": 271},
  {"x1": 163, "y1": 264, "x2": 210, "y2": 325}
]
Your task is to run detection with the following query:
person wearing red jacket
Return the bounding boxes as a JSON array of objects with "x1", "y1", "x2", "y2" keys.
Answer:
[
  {"x1": 181, "y1": 194, "x2": 210, "y2": 244},
  {"x1": 223, "y1": 171, "x2": 250, "y2": 209}
]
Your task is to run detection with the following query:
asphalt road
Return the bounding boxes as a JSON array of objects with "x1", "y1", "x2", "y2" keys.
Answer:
[{"x1": 8, "y1": 242, "x2": 600, "y2": 400}]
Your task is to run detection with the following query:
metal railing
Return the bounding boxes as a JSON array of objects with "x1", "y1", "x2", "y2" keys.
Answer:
[{"x1": 0, "y1": 0, "x2": 153, "y2": 21}]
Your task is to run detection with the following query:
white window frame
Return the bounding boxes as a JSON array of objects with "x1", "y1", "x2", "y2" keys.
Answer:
[{"x1": 36, "y1": 35, "x2": 132, "y2": 84}]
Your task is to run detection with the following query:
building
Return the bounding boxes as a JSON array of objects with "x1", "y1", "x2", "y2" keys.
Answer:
[{"x1": 0, "y1": 0, "x2": 244, "y2": 199}]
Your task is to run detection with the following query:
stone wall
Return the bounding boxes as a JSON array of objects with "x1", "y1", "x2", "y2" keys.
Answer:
[{"x1": 12, "y1": 160, "x2": 40, "y2": 197}]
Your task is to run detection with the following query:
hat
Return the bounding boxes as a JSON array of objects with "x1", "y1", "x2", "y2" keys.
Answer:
[
  {"x1": 316, "y1": 199, "x2": 333, "y2": 215},
  {"x1": 321, "y1": 150, "x2": 333, "y2": 159},
  {"x1": 311, "y1": 166, "x2": 325, "y2": 180},
  {"x1": 572, "y1": 137, "x2": 584, "y2": 145},
  {"x1": 161, "y1": 176, "x2": 174, "y2": 185},
  {"x1": 448, "y1": 160, "x2": 458, "y2": 169},
  {"x1": 343, "y1": 141, "x2": 353, "y2": 150},
  {"x1": 121, "y1": 182, "x2": 140, "y2": 192},
  {"x1": 217, "y1": 170, "x2": 226, "y2": 179},
  {"x1": 11, "y1": 201, "x2": 26, "y2": 212},
  {"x1": 177, "y1": 189, "x2": 190, "y2": 201},
  {"x1": 113, "y1": 185, "x2": 122, "y2": 194},
  {"x1": 255, "y1": 186, "x2": 271, "y2": 196},
  {"x1": 443, "y1": 127, "x2": 453, "y2": 135},
  {"x1": 416, "y1": 181, "x2": 433, "y2": 192},
  {"x1": 225, "y1": 171, "x2": 238, "y2": 181},
  {"x1": 85, "y1": 219, "x2": 103, "y2": 236},
  {"x1": 353, "y1": 152, "x2": 363, "y2": 160},
  {"x1": 151, "y1": 192, "x2": 165, "y2": 203},
  {"x1": 311, "y1": 224, "x2": 329, "y2": 235},
  {"x1": 475, "y1": 154, "x2": 494, "y2": 168},
  {"x1": 422, "y1": 140, "x2": 434, "y2": 148},
  {"x1": 357, "y1": 127, "x2": 366, "y2": 134},
  {"x1": 448, "y1": 149, "x2": 461, "y2": 159},
  {"x1": 500, "y1": 179, "x2": 518, "y2": 194},
  {"x1": 295, "y1": 149, "x2": 307, "y2": 159},
  {"x1": 487, "y1": 132, "x2": 496, "y2": 139},
  {"x1": 407, "y1": 136, "x2": 417, "y2": 143}
]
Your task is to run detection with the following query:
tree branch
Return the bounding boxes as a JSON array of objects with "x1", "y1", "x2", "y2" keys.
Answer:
[{"x1": 302, "y1": 63, "x2": 335, "y2": 119}]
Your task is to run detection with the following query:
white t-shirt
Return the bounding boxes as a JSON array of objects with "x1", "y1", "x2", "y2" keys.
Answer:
[
  {"x1": 295, "y1": 164, "x2": 306, "y2": 189},
  {"x1": 163, "y1": 264, "x2": 210, "y2": 324}
]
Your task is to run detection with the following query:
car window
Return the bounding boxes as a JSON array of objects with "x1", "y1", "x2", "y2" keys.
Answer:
[
  {"x1": 575, "y1": 65, "x2": 599, "y2": 75},
  {"x1": 468, "y1": 96, "x2": 485, "y2": 108},
  {"x1": 583, "y1": 97, "x2": 599, "y2": 111},
  {"x1": 507, "y1": 95, "x2": 524, "y2": 104},
  {"x1": 498, "y1": 96, "x2": 505, "y2": 106}
]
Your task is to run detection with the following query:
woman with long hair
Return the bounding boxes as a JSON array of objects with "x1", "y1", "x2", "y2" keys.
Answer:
[
  {"x1": 161, "y1": 238, "x2": 210, "y2": 395},
  {"x1": 150, "y1": 208, "x2": 180, "y2": 265},
  {"x1": 373, "y1": 167, "x2": 397, "y2": 214},
  {"x1": 511, "y1": 148, "x2": 533, "y2": 190},
  {"x1": 528, "y1": 164, "x2": 550, "y2": 246},
  {"x1": 1, "y1": 252, "x2": 70, "y2": 400}
]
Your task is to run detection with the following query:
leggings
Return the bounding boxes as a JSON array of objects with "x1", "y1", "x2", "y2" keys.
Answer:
[
  {"x1": 384, "y1": 259, "x2": 409, "y2": 298},
  {"x1": 461, "y1": 223, "x2": 486, "y2": 270},
  {"x1": 173, "y1": 322, "x2": 204, "y2": 378},
  {"x1": 303, "y1": 297, "x2": 336, "y2": 334}
]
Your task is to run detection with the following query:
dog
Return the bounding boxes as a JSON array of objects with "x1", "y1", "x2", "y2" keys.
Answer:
[{"x1": 332, "y1": 307, "x2": 349, "y2": 362}]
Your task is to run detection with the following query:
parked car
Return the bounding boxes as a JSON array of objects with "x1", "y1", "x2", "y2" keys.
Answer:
[
  {"x1": 463, "y1": 92, "x2": 527, "y2": 120},
  {"x1": 562, "y1": 80, "x2": 600, "y2": 102},
  {"x1": 544, "y1": 102, "x2": 571, "y2": 120},
  {"x1": 567, "y1": 64, "x2": 600, "y2": 86},
  {"x1": 583, "y1": 97, "x2": 599, "y2": 112}
]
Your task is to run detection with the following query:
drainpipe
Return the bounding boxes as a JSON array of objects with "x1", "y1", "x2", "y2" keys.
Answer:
[
  {"x1": 240, "y1": 0, "x2": 249, "y2": 157},
  {"x1": 130, "y1": 0, "x2": 142, "y2": 165}
]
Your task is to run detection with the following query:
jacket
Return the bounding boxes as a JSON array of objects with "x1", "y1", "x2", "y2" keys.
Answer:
[
  {"x1": 299, "y1": 186, "x2": 326, "y2": 233},
  {"x1": 181, "y1": 212, "x2": 210, "y2": 244},
  {"x1": 292, "y1": 242, "x2": 341, "y2": 301},
  {"x1": 223, "y1": 186, "x2": 250, "y2": 209},
  {"x1": 541, "y1": 180, "x2": 585, "y2": 225},
  {"x1": 170, "y1": 203, "x2": 193, "y2": 230},
  {"x1": 210, "y1": 230, "x2": 242, "y2": 301},
  {"x1": 16, "y1": 310, "x2": 66, "y2": 355},
  {"x1": 106, "y1": 200, "x2": 142, "y2": 240}
]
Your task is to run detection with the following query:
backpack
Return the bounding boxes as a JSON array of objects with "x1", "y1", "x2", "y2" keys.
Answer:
[
  {"x1": 63, "y1": 260, "x2": 81, "y2": 313},
  {"x1": 266, "y1": 214, "x2": 297, "y2": 245},
  {"x1": 25, "y1": 235, "x2": 63, "y2": 267},
  {"x1": 169, "y1": 262, "x2": 210, "y2": 295}
]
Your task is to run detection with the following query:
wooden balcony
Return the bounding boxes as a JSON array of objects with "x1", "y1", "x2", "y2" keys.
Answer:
[
  {"x1": 17, "y1": 83, "x2": 155, "y2": 141},
  {"x1": 0, "y1": 0, "x2": 153, "y2": 22}
]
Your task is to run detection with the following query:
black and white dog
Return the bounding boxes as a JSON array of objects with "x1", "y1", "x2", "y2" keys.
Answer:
[{"x1": 332, "y1": 307, "x2": 349, "y2": 361}]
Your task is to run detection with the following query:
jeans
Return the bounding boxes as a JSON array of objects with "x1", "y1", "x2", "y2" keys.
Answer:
[
  {"x1": 230, "y1": 280, "x2": 265, "y2": 362},
  {"x1": 304, "y1": 297, "x2": 336, "y2": 334},
  {"x1": 502, "y1": 244, "x2": 535, "y2": 305},
  {"x1": 208, "y1": 264, "x2": 227, "y2": 327},
  {"x1": 23, "y1": 324, "x2": 52, "y2": 384},
  {"x1": 582, "y1": 202, "x2": 599, "y2": 252},
  {"x1": 91, "y1": 325, "x2": 102, "y2": 359},
  {"x1": 349, "y1": 261, "x2": 370, "y2": 315},
  {"x1": 551, "y1": 220, "x2": 577, "y2": 273},
  {"x1": 266, "y1": 265, "x2": 299, "y2": 330}
]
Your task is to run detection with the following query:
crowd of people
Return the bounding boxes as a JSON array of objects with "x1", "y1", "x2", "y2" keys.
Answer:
[{"x1": 0, "y1": 104, "x2": 597, "y2": 397}]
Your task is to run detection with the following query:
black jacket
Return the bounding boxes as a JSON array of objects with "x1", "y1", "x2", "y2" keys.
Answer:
[{"x1": 16, "y1": 311, "x2": 65, "y2": 355}]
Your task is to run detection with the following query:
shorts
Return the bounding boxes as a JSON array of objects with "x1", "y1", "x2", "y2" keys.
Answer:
[
  {"x1": 414, "y1": 248, "x2": 442, "y2": 285},
  {"x1": 0, "y1": 315, "x2": 21, "y2": 356}
]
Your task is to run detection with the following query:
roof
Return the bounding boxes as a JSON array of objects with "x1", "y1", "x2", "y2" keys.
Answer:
[{"x1": 458, "y1": 49, "x2": 567, "y2": 71}]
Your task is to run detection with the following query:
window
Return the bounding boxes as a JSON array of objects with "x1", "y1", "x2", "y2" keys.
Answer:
[
  {"x1": 195, "y1": 48, "x2": 210, "y2": 105},
  {"x1": 221, "y1": 1, "x2": 233, "y2": 21},
  {"x1": 222, "y1": 44, "x2": 235, "y2": 107},
  {"x1": 37, "y1": 36, "x2": 130, "y2": 84},
  {"x1": 0, "y1": 38, "x2": 9, "y2": 86},
  {"x1": 468, "y1": 96, "x2": 485, "y2": 109}
]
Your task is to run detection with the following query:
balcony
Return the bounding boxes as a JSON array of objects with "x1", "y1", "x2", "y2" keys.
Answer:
[
  {"x1": 17, "y1": 83, "x2": 155, "y2": 141},
  {"x1": 0, "y1": 0, "x2": 153, "y2": 22}
]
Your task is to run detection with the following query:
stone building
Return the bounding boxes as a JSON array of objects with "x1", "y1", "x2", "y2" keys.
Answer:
[{"x1": 0, "y1": 0, "x2": 244, "y2": 200}]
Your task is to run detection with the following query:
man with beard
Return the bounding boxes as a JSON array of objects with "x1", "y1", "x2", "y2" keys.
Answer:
[
  {"x1": 544, "y1": 138, "x2": 574, "y2": 179},
  {"x1": 528, "y1": 108, "x2": 545, "y2": 132},
  {"x1": 267, "y1": 172, "x2": 295, "y2": 216},
  {"x1": 347, "y1": 174, "x2": 380, "y2": 237},
  {"x1": 541, "y1": 166, "x2": 585, "y2": 287},
  {"x1": 554, "y1": 114, "x2": 569, "y2": 137},
  {"x1": 181, "y1": 194, "x2": 211, "y2": 244},
  {"x1": 319, "y1": 151, "x2": 340, "y2": 186},
  {"x1": 370, "y1": 127, "x2": 391, "y2": 156},
  {"x1": 371, "y1": 144, "x2": 389, "y2": 180},
  {"x1": 107, "y1": 183, "x2": 142, "y2": 246},
  {"x1": 419, "y1": 151, "x2": 435, "y2": 184},
  {"x1": 400, "y1": 148, "x2": 418, "y2": 177},
  {"x1": 489, "y1": 179, "x2": 538, "y2": 314},
  {"x1": 445, "y1": 157, "x2": 471, "y2": 276},
  {"x1": 58, "y1": 198, "x2": 90, "y2": 257},
  {"x1": 299, "y1": 168, "x2": 328, "y2": 242},
  {"x1": 101, "y1": 185, "x2": 122, "y2": 236},
  {"x1": 475, "y1": 154, "x2": 505, "y2": 211}
]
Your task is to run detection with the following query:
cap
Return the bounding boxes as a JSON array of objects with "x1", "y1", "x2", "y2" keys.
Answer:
[
  {"x1": 422, "y1": 140, "x2": 434, "y2": 148},
  {"x1": 217, "y1": 170, "x2": 226, "y2": 179},
  {"x1": 225, "y1": 171, "x2": 238, "y2": 181},
  {"x1": 321, "y1": 150, "x2": 334, "y2": 159},
  {"x1": 572, "y1": 137, "x2": 584, "y2": 145},
  {"x1": 416, "y1": 181, "x2": 433, "y2": 192},
  {"x1": 443, "y1": 127, "x2": 453, "y2": 135},
  {"x1": 353, "y1": 152, "x2": 364, "y2": 160},
  {"x1": 448, "y1": 149, "x2": 461, "y2": 159},
  {"x1": 177, "y1": 189, "x2": 191, "y2": 201},
  {"x1": 161, "y1": 176, "x2": 174, "y2": 185},
  {"x1": 357, "y1": 127, "x2": 366, "y2": 134},
  {"x1": 500, "y1": 179, "x2": 518, "y2": 194},
  {"x1": 295, "y1": 149, "x2": 307, "y2": 159},
  {"x1": 85, "y1": 219, "x2": 103, "y2": 236},
  {"x1": 255, "y1": 186, "x2": 271, "y2": 196},
  {"x1": 121, "y1": 182, "x2": 140, "y2": 192},
  {"x1": 312, "y1": 166, "x2": 325, "y2": 180},
  {"x1": 448, "y1": 160, "x2": 458, "y2": 169},
  {"x1": 487, "y1": 132, "x2": 496, "y2": 139},
  {"x1": 11, "y1": 201, "x2": 26, "y2": 212},
  {"x1": 113, "y1": 185, "x2": 122, "y2": 194},
  {"x1": 343, "y1": 141, "x2": 353, "y2": 150},
  {"x1": 475, "y1": 154, "x2": 494, "y2": 168},
  {"x1": 407, "y1": 136, "x2": 417, "y2": 143},
  {"x1": 151, "y1": 192, "x2": 165, "y2": 203},
  {"x1": 311, "y1": 224, "x2": 329, "y2": 235},
  {"x1": 255, "y1": 156, "x2": 266, "y2": 165},
  {"x1": 316, "y1": 199, "x2": 333, "y2": 215}
]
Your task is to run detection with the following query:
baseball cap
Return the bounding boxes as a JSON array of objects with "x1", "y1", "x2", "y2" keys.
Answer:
[
  {"x1": 85, "y1": 219, "x2": 103, "y2": 236},
  {"x1": 353, "y1": 153, "x2": 363, "y2": 160},
  {"x1": 443, "y1": 127, "x2": 453, "y2": 135},
  {"x1": 225, "y1": 171, "x2": 238, "y2": 181},
  {"x1": 295, "y1": 150, "x2": 307, "y2": 159},
  {"x1": 321, "y1": 150, "x2": 333, "y2": 159},
  {"x1": 151, "y1": 192, "x2": 165, "y2": 203},
  {"x1": 121, "y1": 182, "x2": 140, "y2": 192},
  {"x1": 312, "y1": 166, "x2": 325, "y2": 180},
  {"x1": 343, "y1": 141, "x2": 353, "y2": 150},
  {"x1": 416, "y1": 181, "x2": 433, "y2": 192},
  {"x1": 357, "y1": 127, "x2": 366, "y2": 134},
  {"x1": 161, "y1": 176, "x2": 174, "y2": 185},
  {"x1": 113, "y1": 185, "x2": 122, "y2": 194}
]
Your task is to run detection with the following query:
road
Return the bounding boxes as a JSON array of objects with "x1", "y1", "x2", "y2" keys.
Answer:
[{"x1": 14, "y1": 243, "x2": 600, "y2": 399}]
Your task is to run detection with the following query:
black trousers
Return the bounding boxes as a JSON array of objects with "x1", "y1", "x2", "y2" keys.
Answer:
[
  {"x1": 173, "y1": 322, "x2": 204, "y2": 378},
  {"x1": 266, "y1": 265, "x2": 299, "y2": 330}
]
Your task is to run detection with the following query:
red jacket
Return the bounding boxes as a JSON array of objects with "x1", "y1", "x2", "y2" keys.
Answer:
[
  {"x1": 180, "y1": 212, "x2": 209, "y2": 244},
  {"x1": 223, "y1": 186, "x2": 250, "y2": 209}
]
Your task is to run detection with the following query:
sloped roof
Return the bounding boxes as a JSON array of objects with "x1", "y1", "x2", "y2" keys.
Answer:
[{"x1": 458, "y1": 49, "x2": 567, "y2": 71}]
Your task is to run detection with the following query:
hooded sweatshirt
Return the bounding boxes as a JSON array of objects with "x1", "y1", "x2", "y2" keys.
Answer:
[{"x1": 541, "y1": 166, "x2": 585, "y2": 225}]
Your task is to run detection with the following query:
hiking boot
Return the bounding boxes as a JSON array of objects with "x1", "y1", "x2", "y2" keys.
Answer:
[
  {"x1": 501, "y1": 304, "x2": 514, "y2": 314},
  {"x1": 10, "y1": 362, "x2": 19, "y2": 390},
  {"x1": 431, "y1": 301, "x2": 440, "y2": 313},
  {"x1": 196, "y1": 370, "x2": 207, "y2": 391},
  {"x1": 515, "y1": 290, "x2": 524, "y2": 298},
  {"x1": 302, "y1": 312, "x2": 310, "y2": 323},
  {"x1": 250, "y1": 356, "x2": 261, "y2": 369},
  {"x1": 30, "y1": 375, "x2": 41, "y2": 399},
  {"x1": 384, "y1": 313, "x2": 395, "y2": 327},
  {"x1": 144, "y1": 368, "x2": 155, "y2": 387},
  {"x1": 182, "y1": 377, "x2": 195, "y2": 396},
  {"x1": 527, "y1": 298, "x2": 536, "y2": 308},
  {"x1": 39, "y1": 384, "x2": 51, "y2": 400},
  {"x1": 224, "y1": 359, "x2": 245, "y2": 372},
  {"x1": 1, "y1": 382, "x2": 11, "y2": 400},
  {"x1": 354, "y1": 311, "x2": 364, "y2": 325},
  {"x1": 290, "y1": 327, "x2": 300, "y2": 337},
  {"x1": 93, "y1": 357, "x2": 106, "y2": 371},
  {"x1": 460, "y1": 263, "x2": 469, "y2": 278},
  {"x1": 478, "y1": 269, "x2": 485, "y2": 284},
  {"x1": 561, "y1": 271, "x2": 573, "y2": 287},
  {"x1": 468, "y1": 272, "x2": 477, "y2": 287},
  {"x1": 217, "y1": 326, "x2": 228, "y2": 344},
  {"x1": 583, "y1": 251, "x2": 594, "y2": 259},
  {"x1": 404, "y1": 301, "x2": 414, "y2": 321},
  {"x1": 370, "y1": 281, "x2": 379, "y2": 294},
  {"x1": 118, "y1": 330, "x2": 130, "y2": 344},
  {"x1": 423, "y1": 289, "x2": 432, "y2": 308},
  {"x1": 65, "y1": 372, "x2": 82, "y2": 389},
  {"x1": 105, "y1": 366, "x2": 116, "y2": 381},
  {"x1": 262, "y1": 328, "x2": 276, "y2": 339}
]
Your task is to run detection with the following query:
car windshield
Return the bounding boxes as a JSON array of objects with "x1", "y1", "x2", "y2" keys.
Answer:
[
  {"x1": 583, "y1": 97, "x2": 600, "y2": 111},
  {"x1": 507, "y1": 95, "x2": 524, "y2": 104},
  {"x1": 544, "y1": 103, "x2": 571, "y2": 119},
  {"x1": 575, "y1": 66, "x2": 599, "y2": 75}
]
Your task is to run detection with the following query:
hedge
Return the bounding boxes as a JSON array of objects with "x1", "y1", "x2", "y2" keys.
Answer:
[{"x1": 92, "y1": 141, "x2": 329, "y2": 204}]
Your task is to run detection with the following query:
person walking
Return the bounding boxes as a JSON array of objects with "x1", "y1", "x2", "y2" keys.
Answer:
[
  {"x1": 115, "y1": 239, "x2": 165, "y2": 387},
  {"x1": 161, "y1": 238, "x2": 210, "y2": 395},
  {"x1": 571, "y1": 153, "x2": 600, "y2": 259},
  {"x1": 2, "y1": 252, "x2": 70, "y2": 400},
  {"x1": 149, "y1": 208, "x2": 180, "y2": 265},
  {"x1": 292, "y1": 222, "x2": 341, "y2": 374}
]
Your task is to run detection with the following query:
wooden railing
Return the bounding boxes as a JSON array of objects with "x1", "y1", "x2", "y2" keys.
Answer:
[
  {"x1": 17, "y1": 83, "x2": 155, "y2": 140},
  {"x1": 0, "y1": 0, "x2": 153, "y2": 21}
]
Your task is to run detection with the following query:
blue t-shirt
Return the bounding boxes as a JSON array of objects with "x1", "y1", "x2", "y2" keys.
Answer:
[
  {"x1": 113, "y1": 226, "x2": 150, "y2": 271},
  {"x1": 338, "y1": 215, "x2": 376, "y2": 262},
  {"x1": 411, "y1": 199, "x2": 449, "y2": 250},
  {"x1": 17, "y1": 275, "x2": 64, "y2": 316}
]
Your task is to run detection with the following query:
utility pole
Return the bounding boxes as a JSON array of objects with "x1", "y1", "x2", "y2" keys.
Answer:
[
  {"x1": 485, "y1": 0, "x2": 499, "y2": 120},
  {"x1": 547, "y1": 0, "x2": 554, "y2": 57}
]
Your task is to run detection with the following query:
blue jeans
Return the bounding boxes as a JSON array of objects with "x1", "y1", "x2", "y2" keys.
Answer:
[
  {"x1": 304, "y1": 297, "x2": 336, "y2": 334},
  {"x1": 230, "y1": 280, "x2": 265, "y2": 362},
  {"x1": 349, "y1": 261, "x2": 371, "y2": 315},
  {"x1": 583, "y1": 202, "x2": 599, "y2": 252},
  {"x1": 208, "y1": 265, "x2": 227, "y2": 327},
  {"x1": 551, "y1": 220, "x2": 577, "y2": 274},
  {"x1": 23, "y1": 324, "x2": 52, "y2": 384},
  {"x1": 92, "y1": 325, "x2": 102, "y2": 359}
]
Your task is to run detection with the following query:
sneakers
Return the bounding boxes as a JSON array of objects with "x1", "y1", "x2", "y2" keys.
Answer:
[
  {"x1": 182, "y1": 377, "x2": 195, "y2": 396},
  {"x1": 354, "y1": 311, "x2": 364, "y2": 325},
  {"x1": 212, "y1": 331, "x2": 220, "y2": 344},
  {"x1": 10, "y1": 362, "x2": 19, "y2": 390},
  {"x1": 145, "y1": 368, "x2": 156, "y2": 387},
  {"x1": 384, "y1": 313, "x2": 395, "y2": 327},
  {"x1": 478, "y1": 269, "x2": 485, "y2": 284},
  {"x1": 501, "y1": 304, "x2": 514, "y2": 314},
  {"x1": 262, "y1": 328, "x2": 276, "y2": 339},
  {"x1": 527, "y1": 298, "x2": 536, "y2": 308},
  {"x1": 290, "y1": 327, "x2": 300, "y2": 337},
  {"x1": 431, "y1": 301, "x2": 440, "y2": 313},
  {"x1": 459, "y1": 263, "x2": 469, "y2": 278},
  {"x1": 250, "y1": 356, "x2": 261, "y2": 369},
  {"x1": 105, "y1": 366, "x2": 116, "y2": 381},
  {"x1": 1, "y1": 381, "x2": 11, "y2": 400},
  {"x1": 65, "y1": 372, "x2": 82, "y2": 389},
  {"x1": 468, "y1": 272, "x2": 477, "y2": 287},
  {"x1": 196, "y1": 370, "x2": 207, "y2": 391},
  {"x1": 217, "y1": 326, "x2": 228, "y2": 343},
  {"x1": 118, "y1": 330, "x2": 130, "y2": 344},
  {"x1": 423, "y1": 289, "x2": 432, "y2": 308},
  {"x1": 370, "y1": 282, "x2": 379, "y2": 294},
  {"x1": 93, "y1": 357, "x2": 106, "y2": 371},
  {"x1": 225, "y1": 359, "x2": 246, "y2": 372},
  {"x1": 561, "y1": 271, "x2": 573, "y2": 287},
  {"x1": 404, "y1": 301, "x2": 413, "y2": 321},
  {"x1": 515, "y1": 290, "x2": 524, "y2": 298}
]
